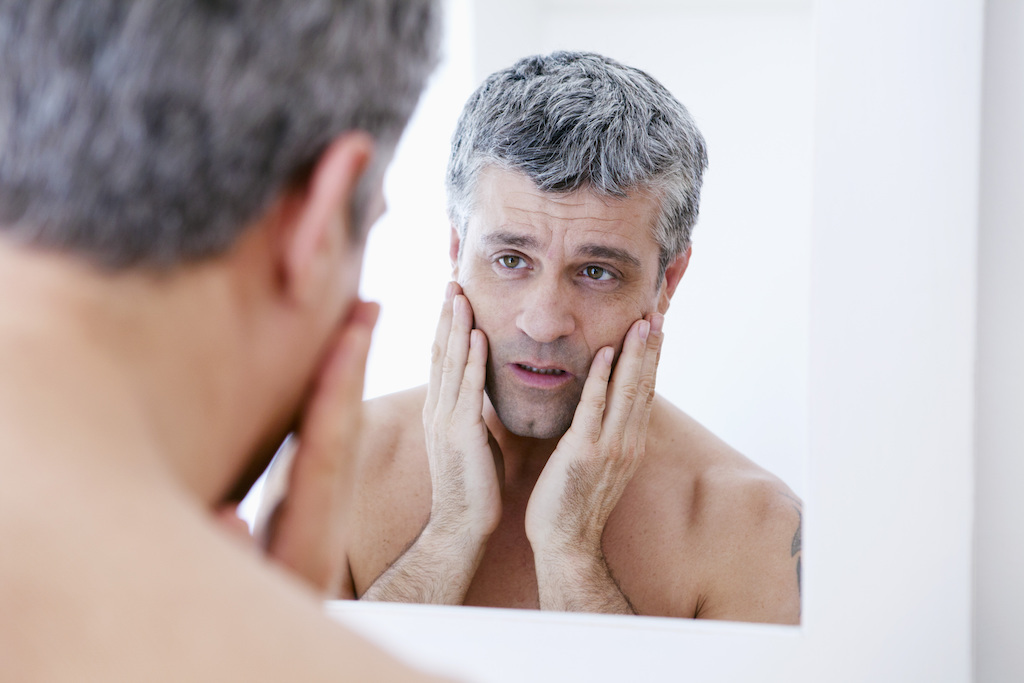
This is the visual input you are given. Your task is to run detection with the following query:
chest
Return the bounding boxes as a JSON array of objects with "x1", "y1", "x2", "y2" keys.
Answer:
[
  {"x1": 463, "y1": 492, "x2": 539, "y2": 610},
  {"x1": 350, "y1": 464, "x2": 707, "y2": 617}
]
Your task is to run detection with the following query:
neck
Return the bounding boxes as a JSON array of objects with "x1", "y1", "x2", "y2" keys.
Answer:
[
  {"x1": 482, "y1": 396, "x2": 561, "y2": 487},
  {"x1": 0, "y1": 242, "x2": 282, "y2": 506}
]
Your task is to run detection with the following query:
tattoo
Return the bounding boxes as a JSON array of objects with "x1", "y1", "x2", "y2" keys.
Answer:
[
  {"x1": 693, "y1": 593, "x2": 709, "y2": 619},
  {"x1": 790, "y1": 507, "x2": 802, "y2": 597}
]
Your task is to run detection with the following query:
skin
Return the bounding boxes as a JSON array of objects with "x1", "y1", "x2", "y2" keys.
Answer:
[
  {"x1": 260, "y1": 166, "x2": 803, "y2": 622},
  {"x1": 0, "y1": 134, "x2": 449, "y2": 682}
]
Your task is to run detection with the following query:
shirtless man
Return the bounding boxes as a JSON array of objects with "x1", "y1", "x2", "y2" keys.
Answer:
[
  {"x1": 326, "y1": 52, "x2": 803, "y2": 622},
  {"x1": 0, "y1": 1, "x2": 450, "y2": 681}
]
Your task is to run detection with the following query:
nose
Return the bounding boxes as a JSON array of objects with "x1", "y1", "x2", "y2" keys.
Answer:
[{"x1": 515, "y1": 278, "x2": 577, "y2": 344}]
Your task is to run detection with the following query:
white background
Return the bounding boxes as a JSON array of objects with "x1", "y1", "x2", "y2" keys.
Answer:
[{"x1": 329, "y1": 0, "x2": 1024, "y2": 681}]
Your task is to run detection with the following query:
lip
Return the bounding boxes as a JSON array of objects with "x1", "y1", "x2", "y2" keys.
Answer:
[{"x1": 507, "y1": 362, "x2": 575, "y2": 389}]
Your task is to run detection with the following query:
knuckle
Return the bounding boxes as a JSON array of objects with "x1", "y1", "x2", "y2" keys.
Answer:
[
  {"x1": 619, "y1": 384, "x2": 639, "y2": 404},
  {"x1": 441, "y1": 353, "x2": 459, "y2": 375},
  {"x1": 430, "y1": 342, "x2": 442, "y2": 364}
]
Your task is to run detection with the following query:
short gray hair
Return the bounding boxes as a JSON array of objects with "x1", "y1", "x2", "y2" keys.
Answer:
[
  {"x1": 0, "y1": 0, "x2": 441, "y2": 268},
  {"x1": 446, "y1": 51, "x2": 708, "y2": 278}
]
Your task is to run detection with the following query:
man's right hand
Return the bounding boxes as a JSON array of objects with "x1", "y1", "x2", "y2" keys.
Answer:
[
  {"x1": 422, "y1": 281, "x2": 503, "y2": 540},
  {"x1": 359, "y1": 281, "x2": 502, "y2": 604}
]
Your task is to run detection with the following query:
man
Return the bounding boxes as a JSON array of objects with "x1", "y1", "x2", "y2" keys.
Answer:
[
  {"x1": 309, "y1": 52, "x2": 802, "y2": 622},
  {"x1": 0, "y1": 1, "x2": 450, "y2": 680}
]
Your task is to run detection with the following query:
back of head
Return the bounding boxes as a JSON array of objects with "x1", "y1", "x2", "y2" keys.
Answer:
[
  {"x1": 446, "y1": 51, "x2": 707, "y2": 278},
  {"x1": 0, "y1": 0, "x2": 441, "y2": 269}
]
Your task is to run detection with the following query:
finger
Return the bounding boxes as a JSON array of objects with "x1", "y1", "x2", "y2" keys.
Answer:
[
  {"x1": 425, "y1": 281, "x2": 459, "y2": 413},
  {"x1": 301, "y1": 299, "x2": 379, "y2": 454},
  {"x1": 568, "y1": 346, "x2": 615, "y2": 441},
  {"x1": 454, "y1": 327, "x2": 488, "y2": 420},
  {"x1": 603, "y1": 317, "x2": 651, "y2": 433},
  {"x1": 437, "y1": 293, "x2": 474, "y2": 413},
  {"x1": 626, "y1": 312, "x2": 665, "y2": 443},
  {"x1": 267, "y1": 300, "x2": 379, "y2": 593}
]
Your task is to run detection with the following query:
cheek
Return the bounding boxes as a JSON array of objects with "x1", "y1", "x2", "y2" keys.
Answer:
[
  {"x1": 577, "y1": 293, "x2": 647, "y2": 350},
  {"x1": 459, "y1": 273, "x2": 500, "y2": 332}
]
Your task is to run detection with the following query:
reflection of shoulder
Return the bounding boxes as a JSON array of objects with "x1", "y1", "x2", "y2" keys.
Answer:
[
  {"x1": 647, "y1": 395, "x2": 802, "y2": 622},
  {"x1": 360, "y1": 385, "x2": 428, "y2": 471},
  {"x1": 647, "y1": 393, "x2": 801, "y2": 514}
]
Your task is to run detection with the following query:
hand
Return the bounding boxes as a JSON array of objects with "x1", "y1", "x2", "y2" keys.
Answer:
[
  {"x1": 525, "y1": 312, "x2": 664, "y2": 562},
  {"x1": 422, "y1": 282, "x2": 504, "y2": 542},
  {"x1": 356, "y1": 283, "x2": 500, "y2": 605},
  {"x1": 251, "y1": 300, "x2": 380, "y2": 597}
]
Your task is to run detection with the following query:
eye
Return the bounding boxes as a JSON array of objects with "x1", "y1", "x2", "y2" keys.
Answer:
[
  {"x1": 499, "y1": 254, "x2": 526, "y2": 269},
  {"x1": 582, "y1": 265, "x2": 614, "y2": 281}
]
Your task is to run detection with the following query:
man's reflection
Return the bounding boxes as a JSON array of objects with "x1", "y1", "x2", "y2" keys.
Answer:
[{"x1": 265, "y1": 51, "x2": 802, "y2": 623}]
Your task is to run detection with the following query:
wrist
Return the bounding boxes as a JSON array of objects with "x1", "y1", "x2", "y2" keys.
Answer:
[
  {"x1": 531, "y1": 537, "x2": 605, "y2": 574},
  {"x1": 422, "y1": 513, "x2": 492, "y2": 556}
]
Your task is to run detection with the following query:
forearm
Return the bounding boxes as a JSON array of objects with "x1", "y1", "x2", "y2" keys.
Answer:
[
  {"x1": 534, "y1": 549, "x2": 636, "y2": 615},
  {"x1": 359, "y1": 523, "x2": 487, "y2": 605}
]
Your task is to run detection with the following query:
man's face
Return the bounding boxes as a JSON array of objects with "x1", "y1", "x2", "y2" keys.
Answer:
[
  {"x1": 454, "y1": 167, "x2": 668, "y2": 439},
  {"x1": 224, "y1": 161, "x2": 385, "y2": 503}
]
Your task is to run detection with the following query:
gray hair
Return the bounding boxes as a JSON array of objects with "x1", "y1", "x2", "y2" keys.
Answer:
[
  {"x1": 446, "y1": 51, "x2": 708, "y2": 279},
  {"x1": 0, "y1": 0, "x2": 441, "y2": 268}
]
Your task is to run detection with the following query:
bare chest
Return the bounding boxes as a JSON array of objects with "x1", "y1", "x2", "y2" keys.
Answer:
[{"x1": 352, "y1": 474, "x2": 706, "y2": 617}]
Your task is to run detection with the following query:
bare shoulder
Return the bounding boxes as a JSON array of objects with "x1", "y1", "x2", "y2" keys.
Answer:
[
  {"x1": 0, "y1": 465, "x2": 443, "y2": 682},
  {"x1": 360, "y1": 386, "x2": 428, "y2": 459},
  {"x1": 641, "y1": 396, "x2": 802, "y2": 623},
  {"x1": 348, "y1": 386, "x2": 432, "y2": 595},
  {"x1": 357, "y1": 385, "x2": 429, "y2": 482}
]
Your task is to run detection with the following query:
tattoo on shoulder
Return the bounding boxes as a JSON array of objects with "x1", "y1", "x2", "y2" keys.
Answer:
[
  {"x1": 693, "y1": 593, "x2": 709, "y2": 619},
  {"x1": 790, "y1": 506, "x2": 802, "y2": 597}
]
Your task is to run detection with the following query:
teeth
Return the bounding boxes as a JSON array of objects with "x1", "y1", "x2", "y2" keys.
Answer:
[{"x1": 519, "y1": 364, "x2": 564, "y2": 375}]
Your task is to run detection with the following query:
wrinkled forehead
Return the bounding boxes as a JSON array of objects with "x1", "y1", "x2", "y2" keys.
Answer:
[{"x1": 466, "y1": 166, "x2": 663, "y2": 257}]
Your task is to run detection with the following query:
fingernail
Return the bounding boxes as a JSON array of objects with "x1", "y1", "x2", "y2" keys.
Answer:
[
  {"x1": 604, "y1": 347, "x2": 614, "y2": 364},
  {"x1": 651, "y1": 313, "x2": 664, "y2": 335},
  {"x1": 445, "y1": 281, "x2": 456, "y2": 301},
  {"x1": 638, "y1": 320, "x2": 651, "y2": 342}
]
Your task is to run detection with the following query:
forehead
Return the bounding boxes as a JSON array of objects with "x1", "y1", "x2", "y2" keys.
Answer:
[{"x1": 467, "y1": 167, "x2": 662, "y2": 257}]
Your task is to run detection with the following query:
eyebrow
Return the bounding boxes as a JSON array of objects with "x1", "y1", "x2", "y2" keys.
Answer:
[
  {"x1": 480, "y1": 231, "x2": 541, "y2": 250},
  {"x1": 481, "y1": 231, "x2": 643, "y2": 269},
  {"x1": 575, "y1": 244, "x2": 642, "y2": 269}
]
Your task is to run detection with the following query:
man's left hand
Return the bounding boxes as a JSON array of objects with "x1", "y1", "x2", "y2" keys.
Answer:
[
  {"x1": 524, "y1": 312, "x2": 664, "y2": 611},
  {"x1": 250, "y1": 300, "x2": 380, "y2": 597}
]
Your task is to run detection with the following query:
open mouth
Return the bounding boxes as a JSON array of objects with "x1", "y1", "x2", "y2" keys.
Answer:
[{"x1": 516, "y1": 363, "x2": 566, "y2": 376}]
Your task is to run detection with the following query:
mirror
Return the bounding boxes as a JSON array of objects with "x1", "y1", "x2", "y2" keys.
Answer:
[{"x1": 354, "y1": 0, "x2": 810, "y2": 619}]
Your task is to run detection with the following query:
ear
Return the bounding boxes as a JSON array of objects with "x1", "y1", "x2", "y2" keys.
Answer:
[
  {"x1": 449, "y1": 224, "x2": 463, "y2": 280},
  {"x1": 656, "y1": 246, "x2": 691, "y2": 314},
  {"x1": 277, "y1": 132, "x2": 375, "y2": 304}
]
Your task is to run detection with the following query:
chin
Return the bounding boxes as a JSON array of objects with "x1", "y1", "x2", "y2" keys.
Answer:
[{"x1": 487, "y1": 387, "x2": 576, "y2": 440}]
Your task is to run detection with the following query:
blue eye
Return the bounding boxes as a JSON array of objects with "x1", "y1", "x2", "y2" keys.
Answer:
[
  {"x1": 583, "y1": 265, "x2": 613, "y2": 281},
  {"x1": 499, "y1": 255, "x2": 526, "y2": 269}
]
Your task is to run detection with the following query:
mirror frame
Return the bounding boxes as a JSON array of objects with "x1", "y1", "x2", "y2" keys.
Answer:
[{"x1": 330, "y1": 1, "x2": 981, "y2": 680}]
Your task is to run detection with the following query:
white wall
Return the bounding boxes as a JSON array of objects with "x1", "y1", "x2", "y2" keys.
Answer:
[
  {"x1": 334, "y1": 1, "x2": 985, "y2": 681},
  {"x1": 974, "y1": 1, "x2": 1024, "y2": 681}
]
